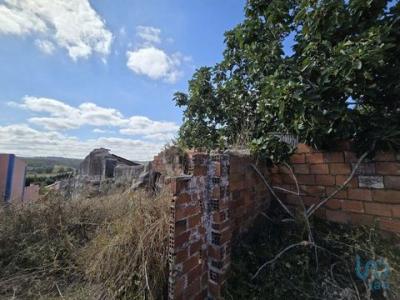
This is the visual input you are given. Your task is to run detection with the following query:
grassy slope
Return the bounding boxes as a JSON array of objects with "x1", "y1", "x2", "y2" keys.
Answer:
[{"x1": 0, "y1": 189, "x2": 169, "y2": 300}]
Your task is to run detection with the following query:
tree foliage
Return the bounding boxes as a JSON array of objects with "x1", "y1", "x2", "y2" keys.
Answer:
[{"x1": 174, "y1": 0, "x2": 400, "y2": 161}]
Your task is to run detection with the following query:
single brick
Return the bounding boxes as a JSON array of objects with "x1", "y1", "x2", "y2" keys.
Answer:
[
  {"x1": 325, "y1": 198, "x2": 341, "y2": 210},
  {"x1": 188, "y1": 214, "x2": 201, "y2": 228},
  {"x1": 293, "y1": 164, "x2": 310, "y2": 174},
  {"x1": 175, "y1": 249, "x2": 189, "y2": 263},
  {"x1": 212, "y1": 186, "x2": 221, "y2": 199},
  {"x1": 171, "y1": 177, "x2": 191, "y2": 195},
  {"x1": 372, "y1": 190, "x2": 400, "y2": 204},
  {"x1": 175, "y1": 219, "x2": 188, "y2": 235},
  {"x1": 310, "y1": 164, "x2": 330, "y2": 174},
  {"x1": 348, "y1": 189, "x2": 372, "y2": 201},
  {"x1": 208, "y1": 281, "x2": 222, "y2": 298},
  {"x1": 282, "y1": 174, "x2": 295, "y2": 184},
  {"x1": 175, "y1": 232, "x2": 190, "y2": 248},
  {"x1": 183, "y1": 254, "x2": 201, "y2": 273},
  {"x1": 214, "y1": 162, "x2": 222, "y2": 177},
  {"x1": 303, "y1": 196, "x2": 319, "y2": 207},
  {"x1": 301, "y1": 185, "x2": 326, "y2": 196},
  {"x1": 323, "y1": 152, "x2": 344, "y2": 163},
  {"x1": 290, "y1": 153, "x2": 305, "y2": 164},
  {"x1": 344, "y1": 151, "x2": 358, "y2": 163},
  {"x1": 384, "y1": 176, "x2": 400, "y2": 190},
  {"x1": 306, "y1": 153, "x2": 324, "y2": 164},
  {"x1": 365, "y1": 203, "x2": 392, "y2": 217},
  {"x1": 350, "y1": 213, "x2": 375, "y2": 226},
  {"x1": 330, "y1": 163, "x2": 351, "y2": 175},
  {"x1": 297, "y1": 174, "x2": 315, "y2": 185},
  {"x1": 376, "y1": 162, "x2": 400, "y2": 175},
  {"x1": 271, "y1": 174, "x2": 283, "y2": 184},
  {"x1": 173, "y1": 275, "x2": 187, "y2": 296},
  {"x1": 175, "y1": 205, "x2": 200, "y2": 221},
  {"x1": 392, "y1": 206, "x2": 400, "y2": 217},
  {"x1": 176, "y1": 193, "x2": 191, "y2": 206},
  {"x1": 326, "y1": 187, "x2": 347, "y2": 199},
  {"x1": 189, "y1": 240, "x2": 202, "y2": 256},
  {"x1": 278, "y1": 165, "x2": 291, "y2": 174},
  {"x1": 336, "y1": 175, "x2": 358, "y2": 187},
  {"x1": 187, "y1": 264, "x2": 203, "y2": 283},
  {"x1": 315, "y1": 175, "x2": 336, "y2": 186},
  {"x1": 296, "y1": 144, "x2": 314, "y2": 153},
  {"x1": 270, "y1": 165, "x2": 279, "y2": 174},
  {"x1": 379, "y1": 218, "x2": 400, "y2": 234},
  {"x1": 358, "y1": 176, "x2": 384, "y2": 189},
  {"x1": 342, "y1": 200, "x2": 364, "y2": 213},
  {"x1": 374, "y1": 152, "x2": 396, "y2": 161},
  {"x1": 285, "y1": 194, "x2": 300, "y2": 205},
  {"x1": 326, "y1": 210, "x2": 351, "y2": 224},
  {"x1": 183, "y1": 278, "x2": 201, "y2": 298},
  {"x1": 335, "y1": 140, "x2": 352, "y2": 151}
]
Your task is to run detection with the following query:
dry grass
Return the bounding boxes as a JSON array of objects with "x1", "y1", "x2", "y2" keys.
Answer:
[{"x1": 0, "y1": 189, "x2": 170, "y2": 300}]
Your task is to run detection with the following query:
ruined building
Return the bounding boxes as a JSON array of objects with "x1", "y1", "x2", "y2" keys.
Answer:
[
  {"x1": 65, "y1": 148, "x2": 146, "y2": 197},
  {"x1": 79, "y1": 148, "x2": 143, "y2": 180}
]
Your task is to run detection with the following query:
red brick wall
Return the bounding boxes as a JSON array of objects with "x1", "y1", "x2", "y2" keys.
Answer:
[
  {"x1": 167, "y1": 152, "x2": 270, "y2": 300},
  {"x1": 270, "y1": 144, "x2": 400, "y2": 234}
]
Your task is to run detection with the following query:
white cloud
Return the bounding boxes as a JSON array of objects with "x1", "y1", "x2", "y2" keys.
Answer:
[
  {"x1": 0, "y1": 0, "x2": 112, "y2": 60},
  {"x1": 35, "y1": 39, "x2": 56, "y2": 54},
  {"x1": 9, "y1": 96, "x2": 178, "y2": 139},
  {"x1": 136, "y1": 26, "x2": 161, "y2": 44},
  {"x1": 125, "y1": 25, "x2": 190, "y2": 83},
  {"x1": 120, "y1": 116, "x2": 179, "y2": 136},
  {"x1": 126, "y1": 47, "x2": 183, "y2": 83},
  {"x1": 93, "y1": 128, "x2": 113, "y2": 134},
  {"x1": 0, "y1": 124, "x2": 162, "y2": 160}
]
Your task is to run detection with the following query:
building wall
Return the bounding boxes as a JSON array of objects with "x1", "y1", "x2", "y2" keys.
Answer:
[
  {"x1": 167, "y1": 152, "x2": 270, "y2": 300},
  {"x1": 270, "y1": 144, "x2": 400, "y2": 234},
  {"x1": 0, "y1": 154, "x2": 27, "y2": 202},
  {"x1": 0, "y1": 154, "x2": 9, "y2": 201},
  {"x1": 23, "y1": 184, "x2": 40, "y2": 202}
]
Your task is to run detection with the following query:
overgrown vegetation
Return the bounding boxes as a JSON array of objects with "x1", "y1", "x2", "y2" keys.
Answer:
[
  {"x1": 174, "y1": 0, "x2": 400, "y2": 161},
  {"x1": 0, "y1": 189, "x2": 169, "y2": 299},
  {"x1": 225, "y1": 207, "x2": 400, "y2": 300}
]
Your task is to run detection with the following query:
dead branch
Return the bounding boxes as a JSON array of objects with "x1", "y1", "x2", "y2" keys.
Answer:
[
  {"x1": 252, "y1": 241, "x2": 312, "y2": 279},
  {"x1": 250, "y1": 164, "x2": 295, "y2": 219},
  {"x1": 306, "y1": 150, "x2": 369, "y2": 218},
  {"x1": 272, "y1": 186, "x2": 306, "y2": 196},
  {"x1": 283, "y1": 162, "x2": 319, "y2": 270}
]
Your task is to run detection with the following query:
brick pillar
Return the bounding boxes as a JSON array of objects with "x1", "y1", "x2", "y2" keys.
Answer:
[
  {"x1": 207, "y1": 154, "x2": 231, "y2": 299},
  {"x1": 169, "y1": 174, "x2": 208, "y2": 300}
]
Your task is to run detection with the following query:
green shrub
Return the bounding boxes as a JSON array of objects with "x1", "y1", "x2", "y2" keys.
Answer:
[{"x1": 225, "y1": 212, "x2": 400, "y2": 300}]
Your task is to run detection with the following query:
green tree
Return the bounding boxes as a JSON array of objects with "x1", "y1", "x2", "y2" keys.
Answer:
[{"x1": 175, "y1": 0, "x2": 400, "y2": 161}]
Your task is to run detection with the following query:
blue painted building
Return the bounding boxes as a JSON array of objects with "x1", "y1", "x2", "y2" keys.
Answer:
[{"x1": 0, "y1": 154, "x2": 27, "y2": 202}]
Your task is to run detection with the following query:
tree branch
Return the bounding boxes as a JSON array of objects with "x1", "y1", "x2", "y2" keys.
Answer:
[
  {"x1": 306, "y1": 150, "x2": 369, "y2": 218},
  {"x1": 250, "y1": 164, "x2": 295, "y2": 219}
]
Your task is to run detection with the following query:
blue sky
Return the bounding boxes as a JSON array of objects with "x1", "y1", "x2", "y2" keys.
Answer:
[{"x1": 0, "y1": 0, "x2": 246, "y2": 160}]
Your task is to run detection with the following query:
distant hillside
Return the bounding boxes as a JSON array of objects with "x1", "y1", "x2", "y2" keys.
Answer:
[{"x1": 21, "y1": 157, "x2": 82, "y2": 172}]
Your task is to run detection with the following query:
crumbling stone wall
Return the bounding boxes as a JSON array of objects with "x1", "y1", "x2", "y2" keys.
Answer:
[
  {"x1": 114, "y1": 164, "x2": 145, "y2": 186},
  {"x1": 271, "y1": 143, "x2": 400, "y2": 234},
  {"x1": 167, "y1": 152, "x2": 270, "y2": 300}
]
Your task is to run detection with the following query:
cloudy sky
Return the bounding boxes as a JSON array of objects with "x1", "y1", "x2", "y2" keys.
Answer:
[{"x1": 0, "y1": 0, "x2": 246, "y2": 160}]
